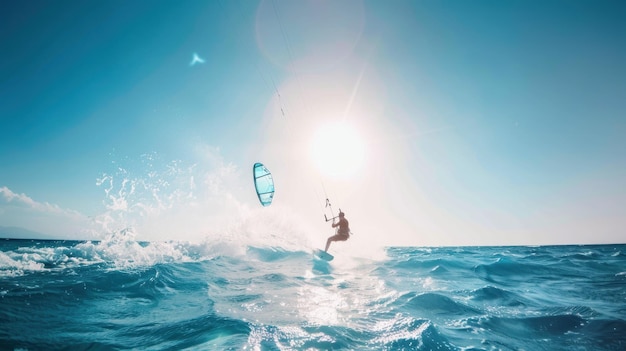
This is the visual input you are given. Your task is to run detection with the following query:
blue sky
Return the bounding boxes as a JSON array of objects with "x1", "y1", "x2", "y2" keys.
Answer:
[{"x1": 1, "y1": 0, "x2": 624, "y2": 246}]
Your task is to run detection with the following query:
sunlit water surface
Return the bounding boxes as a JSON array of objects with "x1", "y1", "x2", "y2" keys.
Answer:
[{"x1": 1, "y1": 237, "x2": 625, "y2": 350}]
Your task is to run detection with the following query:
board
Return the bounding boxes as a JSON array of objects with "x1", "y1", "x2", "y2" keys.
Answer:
[{"x1": 314, "y1": 249, "x2": 334, "y2": 261}]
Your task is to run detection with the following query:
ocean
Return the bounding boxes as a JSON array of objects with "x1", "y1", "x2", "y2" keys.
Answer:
[{"x1": 1, "y1": 235, "x2": 625, "y2": 350}]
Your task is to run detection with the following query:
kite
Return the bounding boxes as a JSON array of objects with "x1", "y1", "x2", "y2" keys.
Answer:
[{"x1": 253, "y1": 163, "x2": 274, "y2": 206}]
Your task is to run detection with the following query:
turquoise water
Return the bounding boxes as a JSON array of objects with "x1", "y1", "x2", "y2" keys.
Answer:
[{"x1": 1, "y1": 237, "x2": 625, "y2": 350}]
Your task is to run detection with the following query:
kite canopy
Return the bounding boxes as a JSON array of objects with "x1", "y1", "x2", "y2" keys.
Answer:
[{"x1": 253, "y1": 163, "x2": 275, "y2": 206}]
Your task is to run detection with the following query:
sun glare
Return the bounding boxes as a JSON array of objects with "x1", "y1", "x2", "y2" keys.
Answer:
[{"x1": 309, "y1": 122, "x2": 366, "y2": 179}]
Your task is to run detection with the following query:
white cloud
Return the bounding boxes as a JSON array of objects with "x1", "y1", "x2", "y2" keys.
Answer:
[
  {"x1": 0, "y1": 186, "x2": 93, "y2": 238},
  {"x1": 0, "y1": 186, "x2": 82, "y2": 218}
]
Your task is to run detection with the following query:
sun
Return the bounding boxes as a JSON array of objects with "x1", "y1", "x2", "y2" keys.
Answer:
[{"x1": 309, "y1": 121, "x2": 366, "y2": 179}]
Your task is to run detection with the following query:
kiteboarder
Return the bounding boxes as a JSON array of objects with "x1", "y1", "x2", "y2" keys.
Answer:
[{"x1": 325, "y1": 211, "x2": 350, "y2": 252}]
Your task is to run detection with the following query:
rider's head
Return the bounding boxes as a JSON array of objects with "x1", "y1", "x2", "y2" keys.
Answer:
[{"x1": 339, "y1": 211, "x2": 345, "y2": 218}]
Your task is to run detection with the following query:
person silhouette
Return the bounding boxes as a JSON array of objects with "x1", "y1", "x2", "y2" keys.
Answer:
[{"x1": 325, "y1": 211, "x2": 350, "y2": 252}]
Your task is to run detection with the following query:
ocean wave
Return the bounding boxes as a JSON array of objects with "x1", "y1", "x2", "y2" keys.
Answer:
[
  {"x1": 465, "y1": 313, "x2": 626, "y2": 349},
  {"x1": 0, "y1": 250, "x2": 46, "y2": 277},
  {"x1": 394, "y1": 292, "x2": 482, "y2": 318},
  {"x1": 582, "y1": 319, "x2": 626, "y2": 350},
  {"x1": 246, "y1": 246, "x2": 309, "y2": 262},
  {"x1": 469, "y1": 314, "x2": 586, "y2": 338},
  {"x1": 371, "y1": 317, "x2": 455, "y2": 351},
  {"x1": 2, "y1": 241, "x2": 625, "y2": 350},
  {"x1": 0, "y1": 233, "x2": 311, "y2": 278},
  {"x1": 473, "y1": 257, "x2": 567, "y2": 286},
  {"x1": 244, "y1": 317, "x2": 457, "y2": 351},
  {"x1": 470, "y1": 285, "x2": 526, "y2": 307},
  {"x1": 392, "y1": 257, "x2": 467, "y2": 271}
]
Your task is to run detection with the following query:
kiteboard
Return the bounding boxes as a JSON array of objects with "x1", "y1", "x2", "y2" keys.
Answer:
[{"x1": 314, "y1": 249, "x2": 334, "y2": 261}]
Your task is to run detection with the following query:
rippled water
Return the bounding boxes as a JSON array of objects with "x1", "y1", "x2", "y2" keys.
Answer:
[{"x1": 1, "y1": 237, "x2": 625, "y2": 350}]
